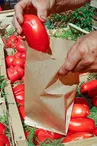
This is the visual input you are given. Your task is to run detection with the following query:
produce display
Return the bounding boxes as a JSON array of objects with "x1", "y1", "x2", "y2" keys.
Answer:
[{"x1": 0, "y1": 4, "x2": 97, "y2": 146}]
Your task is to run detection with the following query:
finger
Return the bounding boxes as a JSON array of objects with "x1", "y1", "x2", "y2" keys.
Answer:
[
  {"x1": 12, "y1": 15, "x2": 22, "y2": 34},
  {"x1": 14, "y1": 0, "x2": 29, "y2": 24},
  {"x1": 37, "y1": 9, "x2": 47, "y2": 22},
  {"x1": 59, "y1": 39, "x2": 86, "y2": 75}
]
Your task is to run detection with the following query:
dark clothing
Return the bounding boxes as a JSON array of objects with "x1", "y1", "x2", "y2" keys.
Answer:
[{"x1": 0, "y1": 0, "x2": 5, "y2": 5}]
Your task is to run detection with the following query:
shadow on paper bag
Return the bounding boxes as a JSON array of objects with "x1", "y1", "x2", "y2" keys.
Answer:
[{"x1": 24, "y1": 38, "x2": 79, "y2": 135}]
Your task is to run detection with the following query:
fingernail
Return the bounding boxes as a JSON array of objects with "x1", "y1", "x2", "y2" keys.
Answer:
[{"x1": 40, "y1": 16, "x2": 46, "y2": 22}]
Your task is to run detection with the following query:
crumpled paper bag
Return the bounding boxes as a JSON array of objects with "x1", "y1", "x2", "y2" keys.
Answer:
[{"x1": 24, "y1": 38, "x2": 79, "y2": 135}]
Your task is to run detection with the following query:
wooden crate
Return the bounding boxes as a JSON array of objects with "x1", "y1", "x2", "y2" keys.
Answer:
[{"x1": 0, "y1": 37, "x2": 28, "y2": 146}]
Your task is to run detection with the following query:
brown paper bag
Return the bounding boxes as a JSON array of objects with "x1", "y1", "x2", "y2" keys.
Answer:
[{"x1": 24, "y1": 38, "x2": 79, "y2": 135}]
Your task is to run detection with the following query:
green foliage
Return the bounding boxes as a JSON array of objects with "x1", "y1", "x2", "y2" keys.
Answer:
[
  {"x1": 45, "y1": 4, "x2": 95, "y2": 32},
  {"x1": 88, "y1": 106, "x2": 97, "y2": 125}
]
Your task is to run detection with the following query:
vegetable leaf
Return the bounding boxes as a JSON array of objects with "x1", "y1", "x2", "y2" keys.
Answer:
[{"x1": 88, "y1": 106, "x2": 97, "y2": 125}]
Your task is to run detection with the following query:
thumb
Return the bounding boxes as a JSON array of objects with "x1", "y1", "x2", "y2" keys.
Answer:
[{"x1": 37, "y1": 8, "x2": 47, "y2": 22}]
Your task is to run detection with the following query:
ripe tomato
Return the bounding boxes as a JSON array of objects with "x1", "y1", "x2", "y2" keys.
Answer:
[
  {"x1": 0, "y1": 141, "x2": 4, "y2": 146},
  {"x1": 74, "y1": 97, "x2": 88, "y2": 106},
  {"x1": 91, "y1": 96, "x2": 97, "y2": 107},
  {"x1": 16, "y1": 38, "x2": 26, "y2": 53},
  {"x1": 0, "y1": 123, "x2": 6, "y2": 134},
  {"x1": 68, "y1": 118, "x2": 95, "y2": 133},
  {"x1": 7, "y1": 67, "x2": 20, "y2": 83},
  {"x1": 14, "y1": 52, "x2": 22, "y2": 58},
  {"x1": 18, "y1": 105, "x2": 25, "y2": 120},
  {"x1": 5, "y1": 56, "x2": 14, "y2": 68},
  {"x1": 63, "y1": 132, "x2": 92, "y2": 143},
  {"x1": 93, "y1": 127, "x2": 97, "y2": 136},
  {"x1": 0, "y1": 134, "x2": 10, "y2": 146},
  {"x1": 22, "y1": 15, "x2": 49, "y2": 52},
  {"x1": 71, "y1": 104, "x2": 90, "y2": 118},
  {"x1": 14, "y1": 66, "x2": 24, "y2": 79},
  {"x1": 7, "y1": 35, "x2": 18, "y2": 48},
  {"x1": 13, "y1": 84, "x2": 24, "y2": 95},
  {"x1": 13, "y1": 58, "x2": 25, "y2": 68},
  {"x1": 80, "y1": 80, "x2": 97, "y2": 95}
]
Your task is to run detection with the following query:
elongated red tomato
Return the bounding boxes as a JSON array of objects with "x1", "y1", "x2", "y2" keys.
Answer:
[
  {"x1": 68, "y1": 118, "x2": 95, "y2": 133},
  {"x1": 74, "y1": 97, "x2": 88, "y2": 106},
  {"x1": 22, "y1": 15, "x2": 49, "y2": 52},
  {"x1": 63, "y1": 132, "x2": 92, "y2": 143},
  {"x1": 13, "y1": 84, "x2": 24, "y2": 95},
  {"x1": 80, "y1": 80, "x2": 97, "y2": 95},
  {"x1": 0, "y1": 134, "x2": 10, "y2": 146},
  {"x1": 0, "y1": 141, "x2": 4, "y2": 146},
  {"x1": 13, "y1": 58, "x2": 25, "y2": 68},
  {"x1": 93, "y1": 127, "x2": 97, "y2": 136},
  {"x1": 92, "y1": 96, "x2": 97, "y2": 107},
  {"x1": 71, "y1": 104, "x2": 90, "y2": 118},
  {"x1": 6, "y1": 55, "x2": 14, "y2": 67},
  {"x1": 0, "y1": 123, "x2": 6, "y2": 134}
]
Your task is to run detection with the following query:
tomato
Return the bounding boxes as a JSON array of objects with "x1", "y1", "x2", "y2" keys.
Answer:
[
  {"x1": 21, "y1": 52, "x2": 26, "y2": 60},
  {"x1": 7, "y1": 35, "x2": 18, "y2": 48},
  {"x1": 35, "y1": 129, "x2": 63, "y2": 143},
  {"x1": 7, "y1": 66, "x2": 24, "y2": 83},
  {"x1": 14, "y1": 52, "x2": 22, "y2": 58},
  {"x1": 16, "y1": 38, "x2": 26, "y2": 53},
  {"x1": 14, "y1": 52, "x2": 26, "y2": 60},
  {"x1": 80, "y1": 80, "x2": 97, "y2": 95},
  {"x1": 15, "y1": 91, "x2": 24, "y2": 104},
  {"x1": 93, "y1": 127, "x2": 97, "y2": 136},
  {"x1": 14, "y1": 66, "x2": 24, "y2": 78},
  {"x1": 37, "y1": 129, "x2": 53, "y2": 143},
  {"x1": 18, "y1": 105, "x2": 25, "y2": 120},
  {"x1": 0, "y1": 141, "x2": 4, "y2": 146},
  {"x1": 13, "y1": 84, "x2": 24, "y2": 95},
  {"x1": 22, "y1": 15, "x2": 49, "y2": 52},
  {"x1": 71, "y1": 104, "x2": 90, "y2": 118},
  {"x1": 13, "y1": 58, "x2": 25, "y2": 68},
  {"x1": 91, "y1": 96, "x2": 97, "y2": 107},
  {"x1": 5, "y1": 56, "x2": 14, "y2": 68},
  {"x1": 0, "y1": 134, "x2": 10, "y2": 146},
  {"x1": 63, "y1": 132, "x2": 92, "y2": 143},
  {"x1": 0, "y1": 123, "x2": 6, "y2": 134},
  {"x1": 88, "y1": 87, "x2": 97, "y2": 98},
  {"x1": 68, "y1": 118, "x2": 95, "y2": 133},
  {"x1": 7, "y1": 67, "x2": 20, "y2": 83},
  {"x1": 74, "y1": 97, "x2": 88, "y2": 106}
]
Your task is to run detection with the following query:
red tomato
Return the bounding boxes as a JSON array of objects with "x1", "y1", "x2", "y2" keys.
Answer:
[
  {"x1": 71, "y1": 104, "x2": 90, "y2": 118},
  {"x1": 13, "y1": 58, "x2": 25, "y2": 68},
  {"x1": 93, "y1": 127, "x2": 97, "y2": 136},
  {"x1": 5, "y1": 56, "x2": 14, "y2": 68},
  {"x1": 16, "y1": 38, "x2": 26, "y2": 53},
  {"x1": 91, "y1": 96, "x2": 97, "y2": 107},
  {"x1": 0, "y1": 123, "x2": 6, "y2": 134},
  {"x1": 74, "y1": 97, "x2": 88, "y2": 106},
  {"x1": 13, "y1": 84, "x2": 24, "y2": 95},
  {"x1": 18, "y1": 105, "x2": 25, "y2": 120},
  {"x1": 22, "y1": 15, "x2": 49, "y2": 52},
  {"x1": 37, "y1": 129, "x2": 53, "y2": 143},
  {"x1": 80, "y1": 80, "x2": 97, "y2": 95},
  {"x1": 14, "y1": 66, "x2": 24, "y2": 79},
  {"x1": 15, "y1": 91, "x2": 24, "y2": 104},
  {"x1": 7, "y1": 35, "x2": 18, "y2": 48},
  {"x1": 7, "y1": 67, "x2": 20, "y2": 83},
  {"x1": 0, "y1": 134, "x2": 10, "y2": 146},
  {"x1": 21, "y1": 52, "x2": 26, "y2": 60},
  {"x1": 14, "y1": 52, "x2": 22, "y2": 58},
  {"x1": 68, "y1": 118, "x2": 95, "y2": 133},
  {"x1": 0, "y1": 141, "x2": 4, "y2": 146},
  {"x1": 63, "y1": 132, "x2": 92, "y2": 143}
]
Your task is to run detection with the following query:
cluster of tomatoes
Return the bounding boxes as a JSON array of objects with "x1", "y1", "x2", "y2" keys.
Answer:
[{"x1": 0, "y1": 122, "x2": 10, "y2": 146}]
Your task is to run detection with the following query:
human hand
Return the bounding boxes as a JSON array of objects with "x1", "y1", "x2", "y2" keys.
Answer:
[
  {"x1": 12, "y1": 0, "x2": 55, "y2": 34},
  {"x1": 59, "y1": 31, "x2": 97, "y2": 75}
]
